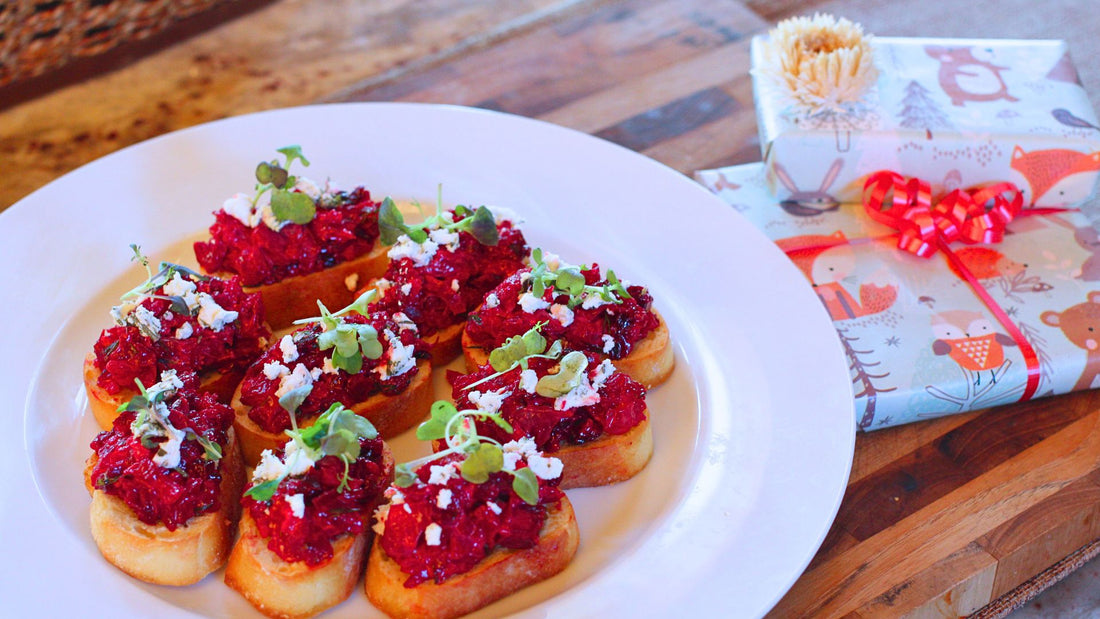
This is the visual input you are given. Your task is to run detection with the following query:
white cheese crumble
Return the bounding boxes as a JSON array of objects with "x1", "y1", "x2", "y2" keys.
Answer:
[
  {"x1": 467, "y1": 388, "x2": 511, "y2": 415},
  {"x1": 527, "y1": 453, "x2": 564, "y2": 480},
  {"x1": 174, "y1": 322, "x2": 194, "y2": 340},
  {"x1": 131, "y1": 305, "x2": 163, "y2": 339},
  {"x1": 424, "y1": 523, "x2": 443, "y2": 546},
  {"x1": 518, "y1": 292, "x2": 550, "y2": 313},
  {"x1": 484, "y1": 292, "x2": 500, "y2": 309},
  {"x1": 429, "y1": 228, "x2": 460, "y2": 251},
  {"x1": 162, "y1": 272, "x2": 198, "y2": 302},
  {"x1": 392, "y1": 312, "x2": 418, "y2": 333},
  {"x1": 388, "y1": 235, "x2": 439, "y2": 267},
  {"x1": 375, "y1": 278, "x2": 393, "y2": 296},
  {"x1": 400, "y1": 282, "x2": 413, "y2": 296},
  {"x1": 581, "y1": 292, "x2": 611, "y2": 310},
  {"x1": 549, "y1": 303, "x2": 574, "y2": 327},
  {"x1": 221, "y1": 192, "x2": 257, "y2": 226},
  {"x1": 322, "y1": 357, "x2": 339, "y2": 375},
  {"x1": 376, "y1": 329, "x2": 416, "y2": 380},
  {"x1": 148, "y1": 370, "x2": 185, "y2": 397},
  {"x1": 286, "y1": 493, "x2": 306, "y2": 519},
  {"x1": 485, "y1": 204, "x2": 522, "y2": 225},
  {"x1": 275, "y1": 363, "x2": 315, "y2": 397},
  {"x1": 279, "y1": 334, "x2": 299, "y2": 363},
  {"x1": 518, "y1": 369, "x2": 538, "y2": 394},
  {"x1": 553, "y1": 370, "x2": 601, "y2": 411},
  {"x1": 263, "y1": 361, "x2": 290, "y2": 380},
  {"x1": 252, "y1": 440, "x2": 319, "y2": 485},
  {"x1": 601, "y1": 334, "x2": 615, "y2": 354},
  {"x1": 196, "y1": 293, "x2": 238, "y2": 331},
  {"x1": 486, "y1": 501, "x2": 502, "y2": 515},
  {"x1": 152, "y1": 422, "x2": 187, "y2": 469},
  {"x1": 344, "y1": 273, "x2": 359, "y2": 292},
  {"x1": 500, "y1": 437, "x2": 562, "y2": 480},
  {"x1": 428, "y1": 462, "x2": 459, "y2": 485},
  {"x1": 436, "y1": 488, "x2": 453, "y2": 509},
  {"x1": 451, "y1": 279, "x2": 460, "y2": 293}
]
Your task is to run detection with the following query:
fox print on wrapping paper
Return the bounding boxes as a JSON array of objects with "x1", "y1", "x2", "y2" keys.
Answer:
[
  {"x1": 773, "y1": 158, "x2": 843, "y2": 217},
  {"x1": 1040, "y1": 291, "x2": 1100, "y2": 391},
  {"x1": 924, "y1": 45, "x2": 1019, "y2": 107},
  {"x1": 775, "y1": 231, "x2": 898, "y2": 321},
  {"x1": 931, "y1": 310, "x2": 1017, "y2": 386},
  {"x1": 1009, "y1": 147, "x2": 1100, "y2": 206}
]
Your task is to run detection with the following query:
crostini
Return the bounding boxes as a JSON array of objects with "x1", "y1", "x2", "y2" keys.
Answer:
[
  {"x1": 450, "y1": 326, "x2": 651, "y2": 488},
  {"x1": 85, "y1": 370, "x2": 245, "y2": 586},
  {"x1": 85, "y1": 247, "x2": 269, "y2": 430},
  {"x1": 225, "y1": 403, "x2": 394, "y2": 619},
  {"x1": 365, "y1": 406, "x2": 578, "y2": 619},
  {"x1": 232, "y1": 292, "x2": 432, "y2": 465},
  {"x1": 462, "y1": 249, "x2": 673, "y2": 388},
  {"x1": 364, "y1": 196, "x2": 528, "y2": 364},
  {"x1": 194, "y1": 146, "x2": 390, "y2": 329}
]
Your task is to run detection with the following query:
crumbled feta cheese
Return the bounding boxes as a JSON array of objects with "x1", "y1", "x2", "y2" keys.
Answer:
[
  {"x1": 249, "y1": 443, "x2": 317, "y2": 486},
  {"x1": 392, "y1": 312, "x2": 418, "y2": 332},
  {"x1": 279, "y1": 334, "x2": 299, "y2": 363},
  {"x1": 322, "y1": 357, "x2": 339, "y2": 374},
  {"x1": 486, "y1": 501, "x2": 502, "y2": 515},
  {"x1": 518, "y1": 369, "x2": 538, "y2": 394},
  {"x1": 601, "y1": 334, "x2": 615, "y2": 354},
  {"x1": 375, "y1": 278, "x2": 393, "y2": 296},
  {"x1": 503, "y1": 437, "x2": 539, "y2": 458},
  {"x1": 450, "y1": 279, "x2": 460, "y2": 293},
  {"x1": 221, "y1": 192, "x2": 257, "y2": 226},
  {"x1": 259, "y1": 202, "x2": 285, "y2": 231},
  {"x1": 162, "y1": 272, "x2": 198, "y2": 301},
  {"x1": 502, "y1": 451, "x2": 522, "y2": 472},
  {"x1": 174, "y1": 322, "x2": 194, "y2": 340},
  {"x1": 147, "y1": 370, "x2": 184, "y2": 399},
  {"x1": 388, "y1": 235, "x2": 439, "y2": 267},
  {"x1": 294, "y1": 176, "x2": 322, "y2": 200},
  {"x1": 385, "y1": 487, "x2": 406, "y2": 504},
  {"x1": 527, "y1": 454, "x2": 563, "y2": 480},
  {"x1": 549, "y1": 303, "x2": 574, "y2": 327},
  {"x1": 436, "y1": 488, "x2": 453, "y2": 509},
  {"x1": 286, "y1": 493, "x2": 306, "y2": 519},
  {"x1": 263, "y1": 362, "x2": 290, "y2": 380},
  {"x1": 553, "y1": 371, "x2": 601, "y2": 411},
  {"x1": 283, "y1": 440, "x2": 317, "y2": 477},
  {"x1": 344, "y1": 273, "x2": 359, "y2": 292},
  {"x1": 152, "y1": 424, "x2": 187, "y2": 469},
  {"x1": 484, "y1": 292, "x2": 500, "y2": 309},
  {"x1": 518, "y1": 292, "x2": 550, "y2": 313},
  {"x1": 581, "y1": 292, "x2": 611, "y2": 310},
  {"x1": 400, "y1": 282, "x2": 413, "y2": 295},
  {"x1": 310, "y1": 367, "x2": 322, "y2": 380},
  {"x1": 110, "y1": 300, "x2": 140, "y2": 326},
  {"x1": 252, "y1": 450, "x2": 284, "y2": 483},
  {"x1": 592, "y1": 359, "x2": 616, "y2": 389},
  {"x1": 275, "y1": 363, "x2": 315, "y2": 397},
  {"x1": 540, "y1": 251, "x2": 563, "y2": 271},
  {"x1": 485, "y1": 204, "x2": 522, "y2": 225},
  {"x1": 468, "y1": 388, "x2": 511, "y2": 415},
  {"x1": 424, "y1": 523, "x2": 443, "y2": 546},
  {"x1": 131, "y1": 305, "x2": 163, "y2": 339},
  {"x1": 376, "y1": 329, "x2": 416, "y2": 380},
  {"x1": 428, "y1": 462, "x2": 459, "y2": 485},
  {"x1": 196, "y1": 293, "x2": 238, "y2": 331},
  {"x1": 429, "y1": 228, "x2": 460, "y2": 251}
]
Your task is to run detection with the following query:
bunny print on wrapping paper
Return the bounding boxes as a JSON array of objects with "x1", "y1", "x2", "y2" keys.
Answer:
[{"x1": 774, "y1": 158, "x2": 844, "y2": 217}]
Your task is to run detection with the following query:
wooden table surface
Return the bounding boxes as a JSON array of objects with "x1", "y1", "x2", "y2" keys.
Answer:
[{"x1": 6, "y1": 1, "x2": 1100, "y2": 617}]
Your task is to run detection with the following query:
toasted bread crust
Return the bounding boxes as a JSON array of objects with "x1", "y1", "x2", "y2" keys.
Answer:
[
  {"x1": 213, "y1": 243, "x2": 390, "y2": 330},
  {"x1": 556, "y1": 408, "x2": 652, "y2": 489},
  {"x1": 233, "y1": 360, "x2": 433, "y2": 466},
  {"x1": 462, "y1": 310, "x2": 674, "y2": 388},
  {"x1": 85, "y1": 429, "x2": 246, "y2": 586},
  {"x1": 83, "y1": 353, "x2": 245, "y2": 431},
  {"x1": 424, "y1": 322, "x2": 464, "y2": 366},
  {"x1": 365, "y1": 496, "x2": 579, "y2": 619}
]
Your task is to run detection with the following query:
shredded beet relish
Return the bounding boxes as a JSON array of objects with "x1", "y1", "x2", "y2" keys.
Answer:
[
  {"x1": 92, "y1": 275, "x2": 268, "y2": 395},
  {"x1": 369, "y1": 218, "x2": 527, "y2": 337},
  {"x1": 379, "y1": 455, "x2": 564, "y2": 587},
  {"x1": 194, "y1": 187, "x2": 381, "y2": 287},
  {"x1": 449, "y1": 355, "x2": 646, "y2": 452},
  {"x1": 89, "y1": 376, "x2": 233, "y2": 531},
  {"x1": 464, "y1": 265, "x2": 659, "y2": 359},
  {"x1": 243, "y1": 437, "x2": 389, "y2": 566},
  {"x1": 239, "y1": 313, "x2": 428, "y2": 434}
]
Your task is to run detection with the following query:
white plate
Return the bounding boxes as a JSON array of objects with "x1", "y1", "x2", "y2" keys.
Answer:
[{"x1": 0, "y1": 103, "x2": 853, "y2": 618}]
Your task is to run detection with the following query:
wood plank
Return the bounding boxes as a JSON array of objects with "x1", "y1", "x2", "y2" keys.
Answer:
[{"x1": 854, "y1": 542, "x2": 997, "y2": 618}]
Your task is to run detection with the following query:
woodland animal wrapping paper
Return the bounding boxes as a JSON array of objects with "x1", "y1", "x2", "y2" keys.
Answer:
[
  {"x1": 752, "y1": 37, "x2": 1100, "y2": 209},
  {"x1": 696, "y1": 162, "x2": 1100, "y2": 430}
]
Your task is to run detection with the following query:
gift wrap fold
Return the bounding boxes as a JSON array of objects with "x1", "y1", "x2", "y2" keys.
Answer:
[
  {"x1": 752, "y1": 36, "x2": 1100, "y2": 207},
  {"x1": 697, "y1": 162, "x2": 1100, "y2": 430}
]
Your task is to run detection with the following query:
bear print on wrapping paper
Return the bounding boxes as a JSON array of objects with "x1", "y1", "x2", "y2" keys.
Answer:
[
  {"x1": 775, "y1": 231, "x2": 898, "y2": 321},
  {"x1": 1009, "y1": 147, "x2": 1100, "y2": 207},
  {"x1": 924, "y1": 45, "x2": 1019, "y2": 107},
  {"x1": 1040, "y1": 291, "x2": 1100, "y2": 391}
]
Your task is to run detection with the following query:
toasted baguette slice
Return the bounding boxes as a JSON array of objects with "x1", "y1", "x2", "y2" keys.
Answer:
[
  {"x1": 83, "y1": 353, "x2": 244, "y2": 431},
  {"x1": 365, "y1": 495, "x2": 579, "y2": 619},
  {"x1": 424, "y1": 322, "x2": 464, "y2": 366},
  {"x1": 85, "y1": 429, "x2": 245, "y2": 586},
  {"x1": 213, "y1": 243, "x2": 389, "y2": 330},
  {"x1": 233, "y1": 360, "x2": 433, "y2": 466},
  {"x1": 463, "y1": 310, "x2": 674, "y2": 388},
  {"x1": 556, "y1": 408, "x2": 652, "y2": 489}
]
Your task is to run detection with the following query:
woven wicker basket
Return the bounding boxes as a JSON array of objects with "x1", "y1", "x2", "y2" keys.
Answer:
[{"x1": 0, "y1": 0, "x2": 230, "y2": 88}]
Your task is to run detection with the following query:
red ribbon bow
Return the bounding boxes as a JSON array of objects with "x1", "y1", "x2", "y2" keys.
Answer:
[{"x1": 862, "y1": 171, "x2": 1024, "y2": 258}]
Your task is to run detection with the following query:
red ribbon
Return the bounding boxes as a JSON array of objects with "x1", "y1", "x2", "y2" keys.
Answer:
[{"x1": 861, "y1": 171, "x2": 1040, "y2": 402}]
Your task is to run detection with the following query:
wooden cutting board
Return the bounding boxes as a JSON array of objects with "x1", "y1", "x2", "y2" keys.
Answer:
[{"x1": 334, "y1": 1, "x2": 1100, "y2": 616}]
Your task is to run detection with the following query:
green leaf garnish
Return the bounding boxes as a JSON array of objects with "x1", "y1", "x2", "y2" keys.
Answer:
[
  {"x1": 278, "y1": 383, "x2": 313, "y2": 431},
  {"x1": 467, "y1": 206, "x2": 500, "y2": 246},
  {"x1": 379, "y1": 198, "x2": 407, "y2": 245},
  {"x1": 276, "y1": 145, "x2": 310, "y2": 170},
  {"x1": 271, "y1": 189, "x2": 316, "y2": 224},
  {"x1": 293, "y1": 292, "x2": 385, "y2": 374},
  {"x1": 535, "y1": 350, "x2": 588, "y2": 398},
  {"x1": 523, "y1": 248, "x2": 634, "y2": 311},
  {"x1": 124, "y1": 376, "x2": 223, "y2": 465},
  {"x1": 511, "y1": 466, "x2": 539, "y2": 505},
  {"x1": 460, "y1": 443, "x2": 503, "y2": 484},
  {"x1": 416, "y1": 401, "x2": 463, "y2": 441},
  {"x1": 464, "y1": 324, "x2": 562, "y2": 392},
  {"x1": 247, "y1": 478, "x2": 281, "y2": 502},
  {"x1": 377, "y1": 186, "x2": 500, "y2": 249}
]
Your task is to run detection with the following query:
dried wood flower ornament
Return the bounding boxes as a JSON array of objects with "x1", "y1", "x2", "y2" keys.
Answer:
[{"x1": 758, "y1": 13, "x2": 878, "y2": 117}]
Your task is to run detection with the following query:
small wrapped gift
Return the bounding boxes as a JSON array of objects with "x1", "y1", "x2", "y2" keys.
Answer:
[
  {"x1": 697, "y1": 162, "x2": 1100, "y2": 430},
  {"x1": 752, "y1": 15, "x2": 1100, "y2": 208}
]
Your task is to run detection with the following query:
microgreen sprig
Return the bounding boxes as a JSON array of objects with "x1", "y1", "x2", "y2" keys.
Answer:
[
  {"x1": 526, "y1": 248, "x2": 633, "y2": 309},
  {"x1": 121, "y1": 377, "x2": 223, "y2": 464},
  {"x1": 253, "y1": 145, "x2": 316, "y2": 224},
  {"x1": 293, "y1": 290, "x2": 383, "y2": 374},
  {"x1": 393, "y1": 401, "x2": 541, "y2": 505},
  {"x1": 461, "y1": 323, "x2": 563, "y2": 392},
  {"x1": 378, "y1": 185, "x2": 499, "y2": 247},
  {"x1": 245, "y1": 402, "x2": 379, "y2": 501},
  {"x1": 119, "y1": 244, "x2": 209, "y2": 317}
]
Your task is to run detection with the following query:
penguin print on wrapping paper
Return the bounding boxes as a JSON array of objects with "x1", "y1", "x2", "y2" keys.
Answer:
[
  {"x1": 775, "y1": 231, "x2": 898, "y2": 321},
  {"x1": 924, "y1": 45, "x2": 1019, "y2": 107},
  {"x1": 931, "y1": 310, "x2": 1017, "y2": 386},
  {"x1": 1009, "y1": 146, "x2": 1100, "y2": 206}
]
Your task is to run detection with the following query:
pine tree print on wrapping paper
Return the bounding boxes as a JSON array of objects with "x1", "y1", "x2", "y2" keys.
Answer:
[
  {"x1": 836, "y1": 325, "x2": 896, "y2": 429},
  {"x1": 1017, "y1": 320, "x2": 1055, "y2": 396},
  {"x1": 898, "y1": 80, "x2": 954, "y2": 139}
]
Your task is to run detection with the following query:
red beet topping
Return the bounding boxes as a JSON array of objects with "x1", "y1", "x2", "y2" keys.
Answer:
[
  {"x1": 369, "y1": 216, "x2": 527, "y2": 337},
  {"x1": 243, "y1": 437, "x2": 390, "y2": 566},
  {"x1": 379, "y1": 455, "x2": 563, "y2": 587},
  {"x1": 92, "y1": 273, "x2": 269, "y2": 395},
  {"x1": 194, "y1": 187, "x2": 381, "y2": 287},
  {"x1": 449, "y1": 355, "x2": 646, "y2": 452},
  {"x1": 239, "y1": 312, "x2": 429, "y2": 434},
  {"x1": 464, "y1": 265, "x2": 659, "y2": 359},
  {"x1": 89, "y1": 375, "x2": 233, "y2": 531}
]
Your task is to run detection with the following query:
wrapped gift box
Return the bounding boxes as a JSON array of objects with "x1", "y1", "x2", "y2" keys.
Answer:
[
  {"x1": 697, "y1": 162, "x2": 1100, "y2": 430},
  {"x1": 752, "y1": 36, "x2": 1100, "y2": 208}
]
